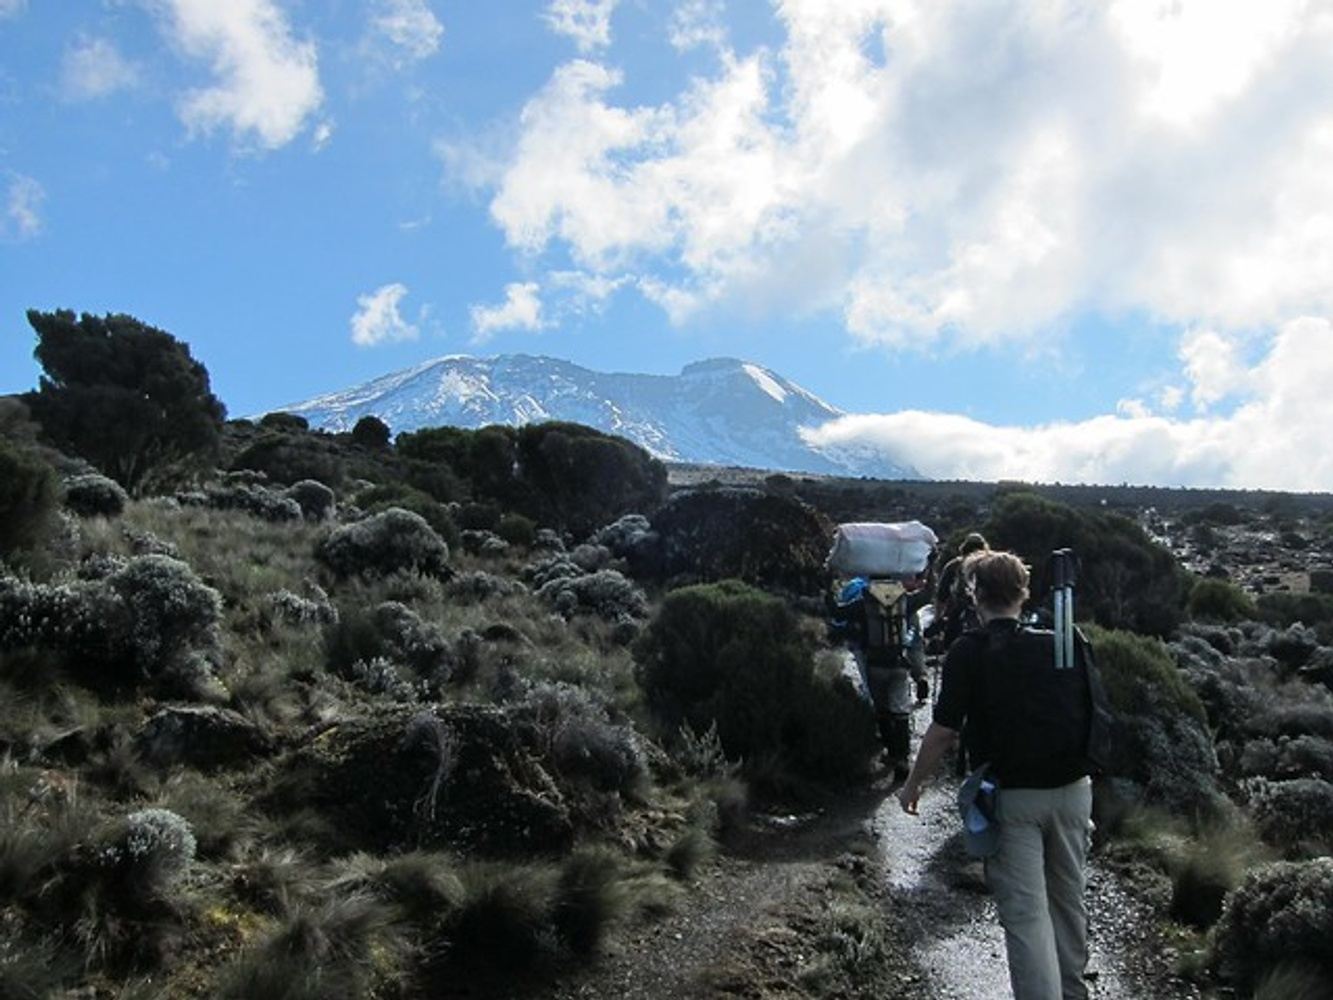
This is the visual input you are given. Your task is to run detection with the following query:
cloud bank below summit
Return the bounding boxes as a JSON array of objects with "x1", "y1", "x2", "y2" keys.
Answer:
[{"x1": 804, "y1": 318, "x2": 1333, "y2": 492}]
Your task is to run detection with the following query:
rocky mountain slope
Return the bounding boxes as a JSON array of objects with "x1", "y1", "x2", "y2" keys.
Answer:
[{"x1": 272, "y1": 354, "x2": 917, "y2": 480}]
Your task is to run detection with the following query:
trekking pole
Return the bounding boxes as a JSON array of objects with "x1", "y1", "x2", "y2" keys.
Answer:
[{"x1": 1051, "y1": 548, "x2": 1076, "y2": 669}]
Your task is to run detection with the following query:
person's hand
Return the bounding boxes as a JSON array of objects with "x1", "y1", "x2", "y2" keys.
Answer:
[{"x1": 897, "y1": 779, "x2": 922, "y2": 815}]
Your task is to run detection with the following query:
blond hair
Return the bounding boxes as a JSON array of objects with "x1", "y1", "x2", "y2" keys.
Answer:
[{"x1": 964, "y1": 550, "x2": 1030, "y2": 611}]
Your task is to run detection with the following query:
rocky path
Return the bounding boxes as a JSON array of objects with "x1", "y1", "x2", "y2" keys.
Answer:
[
  {"x1": 516, "y1": 717, "x2": 1206, "y2": 999},
  {"x1": 875, "y1": 759, "x2": 1204, "y2": 999}
]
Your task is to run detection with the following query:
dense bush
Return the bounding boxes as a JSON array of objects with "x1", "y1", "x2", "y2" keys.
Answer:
[
  {"x1": 354, "y1": 483, "x2": 459, "y2": 551},
  {"x1": 230, "y1": 430, "x2": 345, "y2": 487},
  {"x1": 1087, "y1": 626, "x2": 1221, "y2": 815},
  {"x1": 1211, "y1": 858, "x2": 1333, "y2": 991},
  {"x1": 107, "y1": 554, "x2": 223, "y2": 676},
  {"x1": 635, "y1": 581, "x2": 878, "y2": 783},
  {"x1": 537, "y1": 569, "x2": 648, "y2": 622},
  {"x1": 1257, "y1": 592, "x2": 1333, "y2": 645},
  {"x1": 1248, "y1": 778, "x2": 1333, "y2": 853},
  {"x1": 515, "y1": 422, "x2": 668, "y2": 537},
  {"x1": 179, "y1": 482, "x2": 302, "y2": 522},
  {"x1": 650, "y1": 488, "x2": 832, "y2": 596},
  {"x1": 982, "y1": 491, "x2": 1188, "y2": 635},
  {"x1": 514, "y1": 682, "x2": 645, "y2": 796},
  {"x1": 496, "y1": 512, "x2": 537, "y2": 548},
  {"x1": 325, "y1": 601, "x2": 453, "y2": 684},
  {"x1": 351, "y1": 415, "x2": 391, "y2": 450},
  {"x1": 1188, "y1": 578, "x2": 1257, "y2": 623},
  {"x1": 0, "y1": 554, "x2": 221, "y2": 688},
  {"x1": 285, "y1": 479, "x2": 336, "y2": 521},
  {"x1": 316, "y1": 508, "x2": 451, "y2": 579},
  {"x1": 0, "y1": 436, "x2": 60, "y2": 557},
  {"x1": 63, "y1": 472, "x2": 129, "y2": 517}
]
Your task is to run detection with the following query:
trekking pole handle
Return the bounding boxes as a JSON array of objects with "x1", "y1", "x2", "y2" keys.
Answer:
[{"x1": 1051, "y1": 548, "x2": 1077, "y2": 590}]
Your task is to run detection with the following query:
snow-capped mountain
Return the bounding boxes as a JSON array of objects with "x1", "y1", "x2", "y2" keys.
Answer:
[{"x1": 272, "y1": 355, "x2": 917, "y2": 479}]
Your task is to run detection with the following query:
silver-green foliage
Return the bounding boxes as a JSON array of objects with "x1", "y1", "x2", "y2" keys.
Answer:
[
  {"x1": 316, "y1": 507, "x2": 450, "y2": 578},
  {"x1": 1211, "y1": 857, "x2": 1333, "y2": 991}
]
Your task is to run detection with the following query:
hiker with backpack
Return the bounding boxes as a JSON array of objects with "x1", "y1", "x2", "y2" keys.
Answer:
[
  {"x1": 896, "y1": 549, "x2": 1111, "y2": 1000},
  {"x1": 931, "y1": 532, "x2": 990, "y2": 650}
]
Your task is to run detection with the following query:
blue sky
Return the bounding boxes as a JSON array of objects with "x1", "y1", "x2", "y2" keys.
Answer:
[{"x1": 3, "y1": 1, "x2": 1332, "y2": 490}]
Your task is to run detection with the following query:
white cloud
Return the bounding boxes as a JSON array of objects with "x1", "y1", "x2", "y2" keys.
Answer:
[
  {"x1": 311, "y1": 119, "x2": 334, "y2": 151},
  {"x1": 61, "y1": 37, "x2": 140, "y2": 101},
  {"x1": 470, "y1": 282, "x2": 545, "y2": 340},
  {"x1": 543, "y1": 0, "x2": 618, "y2": 52},
  {"x1": 371, "y1": 0, "x2": 444, "y2": 64},
  {"x1": 478, "y1": 2, "x2": 1333, "y2": 348},
  {"x1": 669, "y1": 0, "x2": 727, "y2": 52},
  {"x1": 1178, "y1": 328, "x2": 1251, "y2": 410},
  {"x1": 3, "y1": 172, "x2": 44, "y2": 240},
  {"x1": 150, "y1": 0, "x2": 323, "y2": 150},
  {"x1": 351, "y1": 283, "x2": 420, "y2": 346},
  {"x1": 804, "y1": 317, "x2": 1333, "y2": 491},
  {"x1": 0, "y1": 0, "x2": 25, "y2": 19}
]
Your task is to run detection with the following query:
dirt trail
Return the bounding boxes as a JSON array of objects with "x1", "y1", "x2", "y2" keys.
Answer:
[
  {"x1": 520, "y1": 715, "x2": 1204, "y2": 999},
  {"x1": 875, "y1": 755, "x2": 1203, "y2": 999}
]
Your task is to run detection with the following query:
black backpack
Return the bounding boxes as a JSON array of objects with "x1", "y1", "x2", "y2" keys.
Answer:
[{"x1": 967, "y1": 623, "x2": 1114, "y2": 786}]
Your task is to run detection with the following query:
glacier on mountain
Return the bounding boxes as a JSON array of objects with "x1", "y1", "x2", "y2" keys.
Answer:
[{"x1": 271, "y1": 354, "x2": 917, "y2": 480}]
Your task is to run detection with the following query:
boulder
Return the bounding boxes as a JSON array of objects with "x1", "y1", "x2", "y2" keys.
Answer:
[
  {"x1": 269, "y1": 704, "x2": 572, "y2": 855},
  {"x1": 137, "y1": 706, "x2": 275, "y2": 770}
]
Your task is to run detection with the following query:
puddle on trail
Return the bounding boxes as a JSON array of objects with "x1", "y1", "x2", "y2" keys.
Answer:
[{"x1": 872, "y1": 713, "x2": 1201, "y2": 1000}]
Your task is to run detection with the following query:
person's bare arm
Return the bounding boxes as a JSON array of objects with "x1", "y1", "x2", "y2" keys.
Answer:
[{"x1": 896, "y1": 722, "x2": 959, "y2": 815}]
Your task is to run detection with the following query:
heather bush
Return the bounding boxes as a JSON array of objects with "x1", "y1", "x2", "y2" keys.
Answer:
[
  {"x1": 514, "y1": 681, "x2": 646, "y2": 795},
  {"x1": 116, "y1": 808, "x2": 197, "y2": 887},
  {"x1": 636, "y1": 581, "x2": 878, "y2": 784},
  {"x1": 1247, "y1": 778, "x2": 1333, "y2": 853},
  {"x1": 0, "y1": 436, "x2": 60, "y2": 558},
  {"x1": 316, "y1": 508, "x2": 450, "y2": 579},
  {"x1": 354, "y1": 483, "x2": 459, "y2": 550},
  {"x1": 326, "y1": 601, "x2": 452, "y2": 686},
  {"x1": 591, "y1": 513, "x2": 653, "y2": 558},
  {"x1": 270, "y1": 583, "x2": 338, "y2": 627},
  {"x1": 537, "y1": 569, "x2": 648, "y2": 622},
  {"x1": 1266, "y1": 622, "x2": 1320, "y2": 670},
  {"x1": 525, "y1": 552, "x2": 583, "y2": 588},
  {"x1": 1211, "y1": 857, "x2": 1333, "y2": 991},
  {"x1": 1188, "y1": 578, "x2": 1257, "y2": 623},
  {"x1": 107, "y1": 554, "x2": 223, "y2": 677},
  {"x1": 63, "y1": 473, "x2": 129, "y2": 518},
  {"x1": 230, "y1": 429, "x2": 344, "y2": 487},
  {"x1": 179, "y1": 482, "x2": 303, "y2": 522},
  {"x1": 349, "y1": 656, "x2": 421, "y2": 701},
  {"x1": 1086, "y1": 626, "x2": 1222, "y2": 815},
  {"x1": 285, "y1": 479, "x2": 336, "y2": 521},
  {"x1": 496, "y1": 512, "x2": 536, "y2": 548},
  {"x1": 983, "y1": 491, "x2": 1188, "y2": 635},
  {"x1": 1258, "y1": 592, "x2": 1333, "y2": 644},
  {"x1": 446, "y1": 570, "x2": 527, "y2": 603},
  {"x1": 461, "y1": 529, "x2": 508, "y2": 556}
]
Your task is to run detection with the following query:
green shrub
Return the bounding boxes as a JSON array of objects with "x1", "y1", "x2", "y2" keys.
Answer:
[
  {"x1": 316, "y1": 508, "x2": 450, "y2": 579},
  {"x1": 496, "y1": 512, "x2": 537, "y2": 548},
  {"x1": 1249, "y1": 778, "x2": 1333, "y2": 854},
  {"x1": 354, "y1": 483, "x2": 459, "y2": 550},
  {"x1": 0, "y1": 437, "x2": 60, "y2": 557},
  {"x1": 1258, "y1": 592, "x2": 1333, "y2": 644},
  {"x1": 1211, "y1": 857, "x2": 1333, "y2": 991},
  {"x1": 514, "y1": 422, "x2": 668, "y2": 537},
  {"x1": 635, "y1": 581, "x2": 878, "y2": 784},
  {"x1": 108, "y1": 554, "x2": 223, "y2": 676},
  {"x1": 351, "y1": 415, "x2": 391, "y2": 449},
  {"x1": 1086, "y1": 625, "x2": 1221, "y2": 817},
  {"x1": 285, "y1": 479, "x2": 336, "y2": 521},
  {"x1": 982, "y1": 491, "x2": 1188, "y2": 635},
  {"x1": 231, "y1": 431, "x2": 344, "y2": 487},
  {"x1": 63, "y1": 472, "x2": 129, "y2": 517},
  {"x1": 1087, "y1": 626, "x2": 1205, "y2": 725},
  {"x1": 1188, "y1": 578, "x2": 1257, "y2": 623},
  {"x1": 259, "y1": 412, "x2": 309, "y2": 433}
]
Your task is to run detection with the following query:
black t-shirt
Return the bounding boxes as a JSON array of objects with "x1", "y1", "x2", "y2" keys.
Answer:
[{"x1": 933, "y1": 618, "x2": 1092, "y2": 788}]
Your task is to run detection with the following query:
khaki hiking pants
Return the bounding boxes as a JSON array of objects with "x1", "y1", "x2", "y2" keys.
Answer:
[{"x1": 984, "y1": 777, "x2": 1093, "y2": 1000}]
